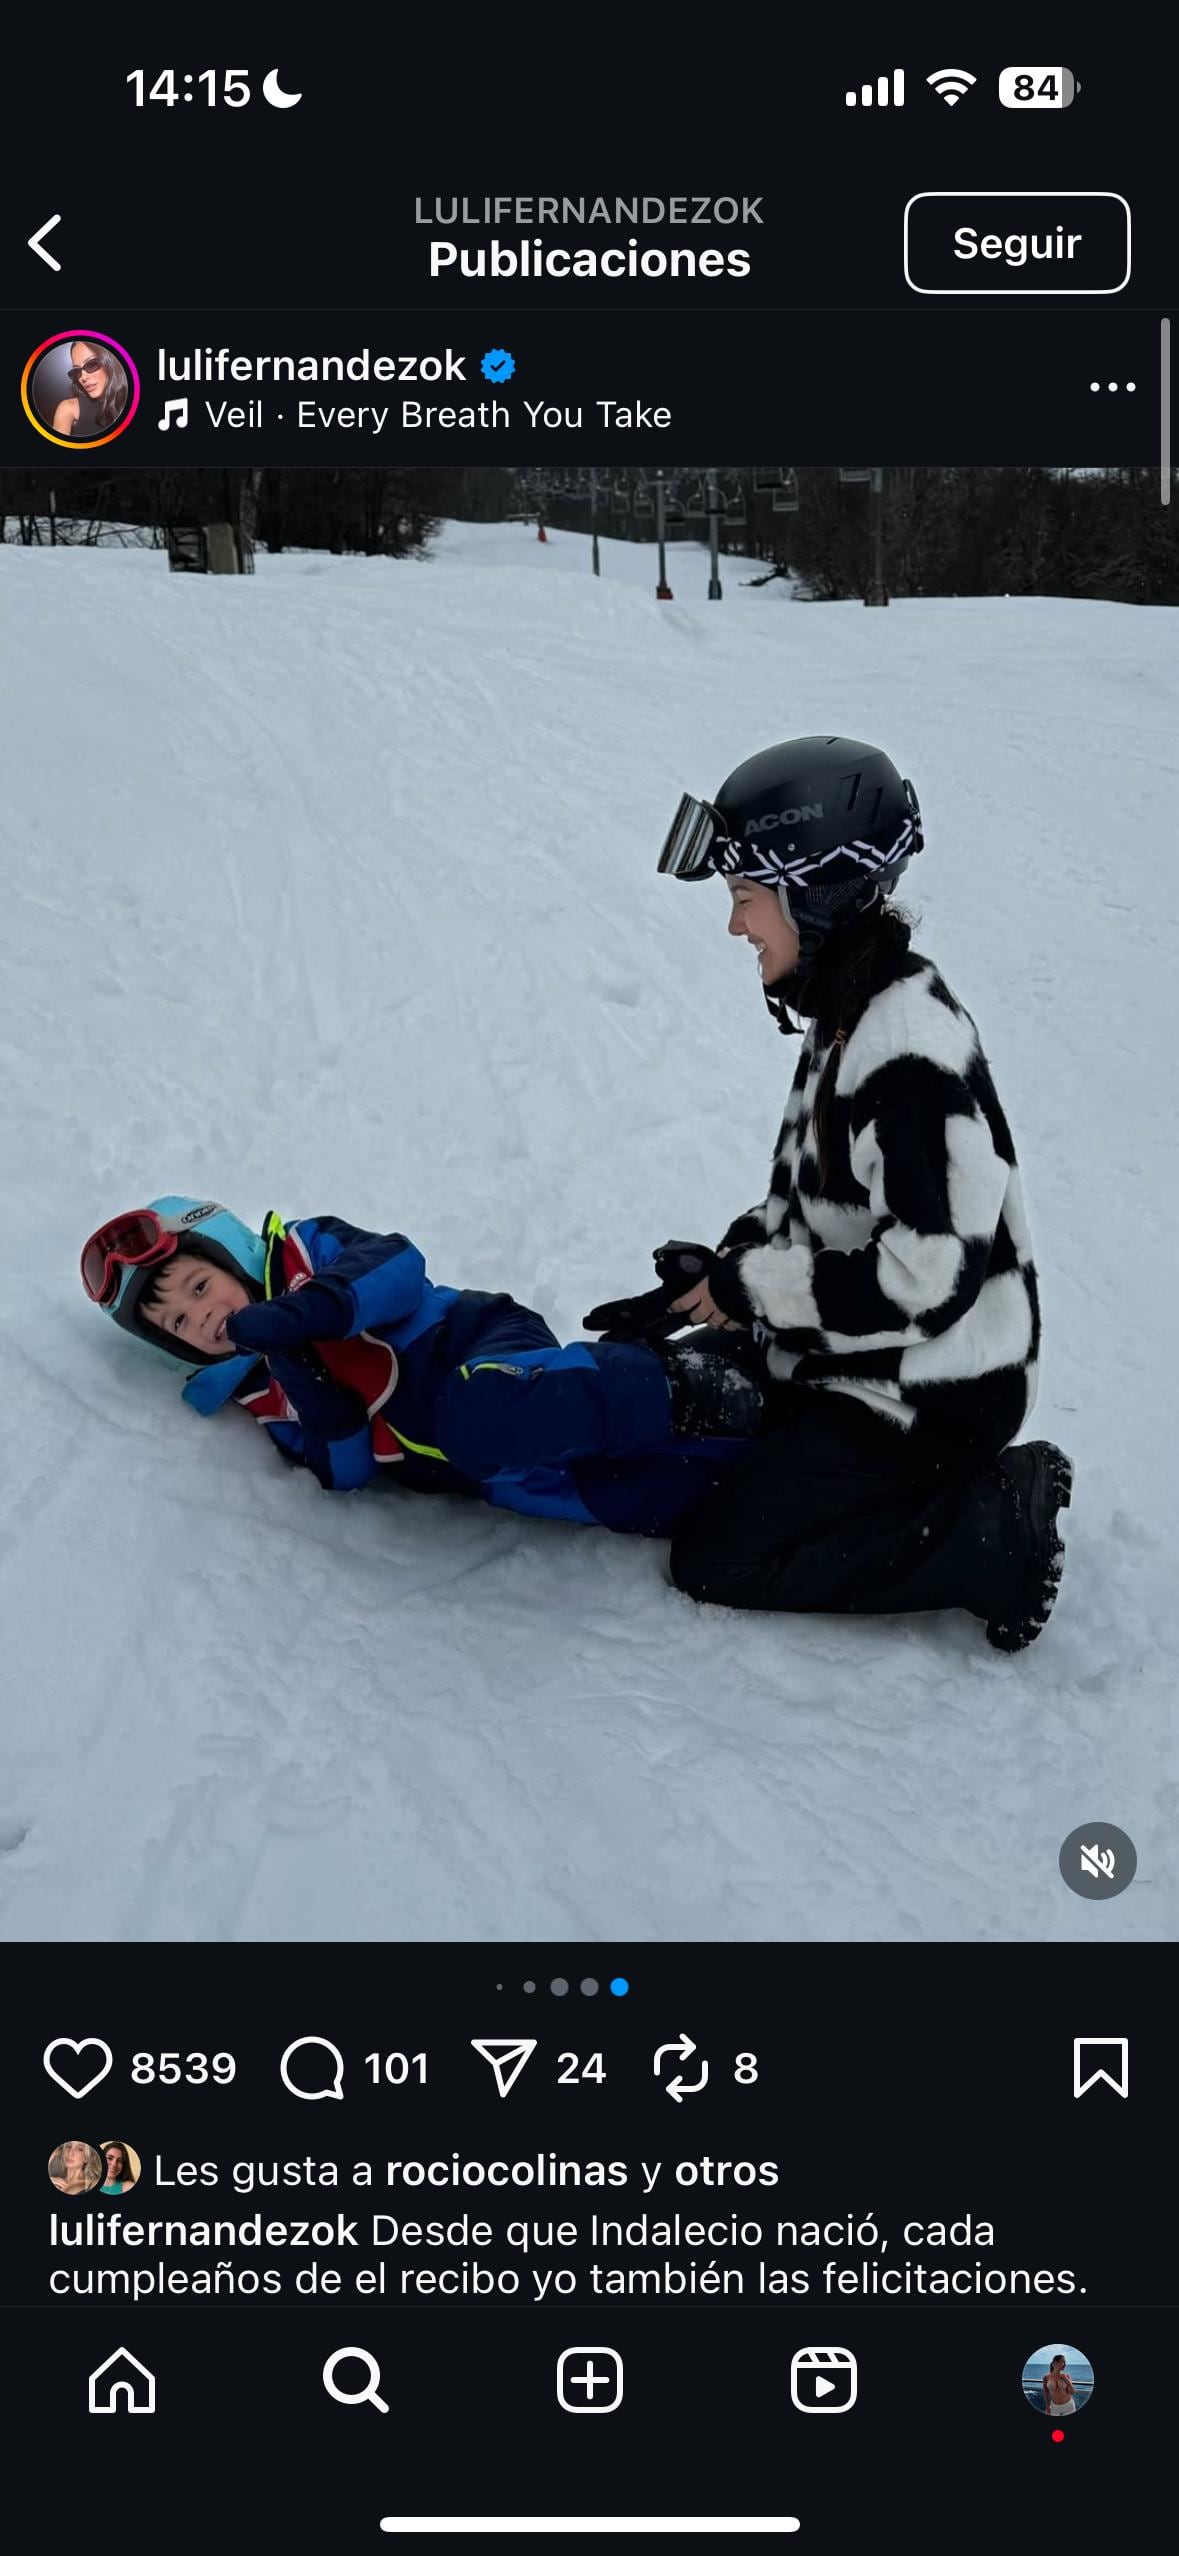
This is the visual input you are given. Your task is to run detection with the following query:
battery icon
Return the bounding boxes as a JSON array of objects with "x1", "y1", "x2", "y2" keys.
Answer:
[{"x1": 999, "y1": 66, "x2": 1080, "y2": 108}]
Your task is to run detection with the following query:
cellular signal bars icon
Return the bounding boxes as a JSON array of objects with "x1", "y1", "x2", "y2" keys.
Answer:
[{"x1": 845, "y1": 71, "x2": 905, "y2": 107}]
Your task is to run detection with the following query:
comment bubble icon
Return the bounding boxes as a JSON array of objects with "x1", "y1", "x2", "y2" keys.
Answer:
[{"x1": 279, "y1": 2036, "x2": 345, "y2": 2100}]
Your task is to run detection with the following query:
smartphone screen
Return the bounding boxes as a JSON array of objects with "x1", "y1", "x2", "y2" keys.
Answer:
[{"x1": 1, "y1": 36, "x2": 1173, "y2": 2549}]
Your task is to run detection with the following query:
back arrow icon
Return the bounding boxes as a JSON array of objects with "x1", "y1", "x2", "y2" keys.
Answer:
[{"x1": 29, "y1": 215, "x2": 62, "y2": 270}]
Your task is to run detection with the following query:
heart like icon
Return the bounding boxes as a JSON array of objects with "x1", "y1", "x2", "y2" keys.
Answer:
[{"x1": 43, "y1": 2037, "x2": 114, "y2": 2099}]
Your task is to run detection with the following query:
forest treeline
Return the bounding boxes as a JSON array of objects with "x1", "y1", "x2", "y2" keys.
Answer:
[{"x1": 1, "y1": 464, "x2": 1173, "y2": 602}]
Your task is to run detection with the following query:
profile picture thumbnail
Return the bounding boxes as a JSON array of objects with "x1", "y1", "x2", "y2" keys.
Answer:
[
  {"x1": 98, "y1": 2139, "x2": 141, "y2": 2196},
  {"x1": 48, "y1": 2139, "x2": 103, "y2": 2195},
  {"x1": 22, "y1": 332, "x2": 139, "y2": 448},
  {"x1": 1022, "y1": 2343, "x2": 1094, "y2": 2416}
]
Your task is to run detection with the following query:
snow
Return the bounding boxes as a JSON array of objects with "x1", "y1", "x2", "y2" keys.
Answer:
[{"x1": 1, "y1": 518, "x2": 1175, "y2": 1943}]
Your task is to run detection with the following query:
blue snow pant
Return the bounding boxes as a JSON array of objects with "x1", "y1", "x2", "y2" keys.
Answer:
[{"x1": 427, "y1": 1294, "x2": 752, "y2": 1537}]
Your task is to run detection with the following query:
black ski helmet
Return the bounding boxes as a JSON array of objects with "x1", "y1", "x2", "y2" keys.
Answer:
[{"x1": 712, "y1": 737, "x2": 922, "y2": 982}]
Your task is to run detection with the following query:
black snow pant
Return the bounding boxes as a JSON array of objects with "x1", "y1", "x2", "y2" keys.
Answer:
[{"x1": 667, "y1": 1387, "x2": 1024, "y2": 1625}]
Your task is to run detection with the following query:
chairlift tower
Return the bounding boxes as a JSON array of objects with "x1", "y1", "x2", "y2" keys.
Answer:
[
  {"x1": 514, "y1": 465, "x2": 552, "y2": 541},
  {"x1": 839, "y1": 465, "x2": 888, "y2": 603},
  {"x1": 653, "y1": 468, "x2": 673, "y2": 598},
  {"x1": 706, "y1": 469, "x2": 723, "y2": 599}
]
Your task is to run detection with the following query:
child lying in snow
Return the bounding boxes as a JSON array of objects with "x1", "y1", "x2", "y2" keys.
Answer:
[{"x1": 82, "y1": 1198, "x2": 762, "y2": 1537}]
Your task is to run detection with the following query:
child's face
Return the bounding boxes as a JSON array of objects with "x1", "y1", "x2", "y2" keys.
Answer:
[{"x1": 141, "y1": 1251, "x2": 250, "y2": 1355}]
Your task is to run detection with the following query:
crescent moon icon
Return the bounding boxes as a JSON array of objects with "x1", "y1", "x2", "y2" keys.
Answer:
[{"x1": 262, "y1": 69, "x2": 302, "y2": 108}]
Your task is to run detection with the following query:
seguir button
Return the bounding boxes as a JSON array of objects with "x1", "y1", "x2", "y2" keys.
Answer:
[{"x1": 905, "y1": 192, "x2": 1130, "y2": 292}]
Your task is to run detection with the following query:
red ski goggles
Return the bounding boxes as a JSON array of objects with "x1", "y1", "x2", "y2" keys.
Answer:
[{"x1": 81, "y1": 1209, "x2": 178, "y2": 1306}]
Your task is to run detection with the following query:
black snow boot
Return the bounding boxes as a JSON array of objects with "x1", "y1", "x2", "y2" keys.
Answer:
[
  {"x1": 986, "y1": 1441, "x2": 1074, "y2": 1652},
  {"x1": 663, "y1": 1334, "x2": 767, "y2": 1439}
]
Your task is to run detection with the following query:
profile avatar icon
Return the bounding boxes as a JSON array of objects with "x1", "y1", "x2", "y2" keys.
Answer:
[
  {"x1": 98, "y1": 2139, "x2": 141, "y2": 2197},
  {"x1": 1022, "y1": 2343, "x2": 1094, "y2": 2416},
  {"x1": 23, "y1": 332, "x2": 140, "y2": 448},
  {"x1": 49, "y1": 2138, "x2": 104, "y2": 2194}
]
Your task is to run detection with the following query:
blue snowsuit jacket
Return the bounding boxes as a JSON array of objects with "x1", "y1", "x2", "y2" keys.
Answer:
[{"x1": 182, "y1": 1215, "x2": 745, "y2": 1537}]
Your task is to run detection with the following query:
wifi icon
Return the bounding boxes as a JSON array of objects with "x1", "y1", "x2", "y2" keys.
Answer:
[{"x1": 927, "y1": 66, "x2": 976, "y2": 104}]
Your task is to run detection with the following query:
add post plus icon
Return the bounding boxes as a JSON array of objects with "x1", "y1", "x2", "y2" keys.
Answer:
[
  {"x1": 557, "y1": 2347, "x2": 624, "y2": 2413},
  {"x1": 471, "y1": 2037, "x2": 537, "y2": 2097}
]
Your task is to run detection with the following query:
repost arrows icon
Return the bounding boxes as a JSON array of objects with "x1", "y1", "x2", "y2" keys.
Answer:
[
  {"x1": 664, "y1": 2063, "x2": 709, "y2": 2102},
  {"x1": 29, "y1": 215, "x2": 62, "y2": 271},
  {"x1": 471, "y1": 2037, "x2": 538, "y2": 2098},
  {"x1": 653, "y1": 2034, "x2": 696, "y2": 2075},
  {"x1": 653, "y1": 2033, "x2": 709, "y2": 2101}
]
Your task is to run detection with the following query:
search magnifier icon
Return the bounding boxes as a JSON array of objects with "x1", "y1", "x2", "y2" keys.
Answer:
[{"x1": 323, "y1": 2347, "x2": 389, "y2": 2413}]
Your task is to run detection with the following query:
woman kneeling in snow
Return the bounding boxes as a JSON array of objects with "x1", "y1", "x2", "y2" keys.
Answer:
[{"x1": 588, "y1": 736, "x2": 1072, "y2": 1651}]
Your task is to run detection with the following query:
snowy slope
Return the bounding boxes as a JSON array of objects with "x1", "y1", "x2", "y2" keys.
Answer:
[{"x1": 1, "y1": 521, "x2": 1175, "y2": 1943}]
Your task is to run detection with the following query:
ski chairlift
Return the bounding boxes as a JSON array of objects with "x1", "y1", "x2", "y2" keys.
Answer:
[
  {"x1": 838, "y1": 466, "x2": 875, "y2": 484},
  {"x1": 632, "y1": 478, "x2": 656, "y2": 516},
  {"x1": 610, "y1": 474, "x2": 631, "y2": 510},
  {"x1": 751, "y1": 468, "x2": 800, "y2": 515},
  {"x1": 678, "y1": 474, "x2": 709, "y2": 520},
  {"x1": 716, "y1": 473, "x2": 747, "y2": 522}
]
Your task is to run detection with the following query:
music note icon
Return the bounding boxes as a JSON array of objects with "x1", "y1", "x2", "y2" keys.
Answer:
[{"x1": 157, "y1": 398, "x2": 188, "y2": 431}]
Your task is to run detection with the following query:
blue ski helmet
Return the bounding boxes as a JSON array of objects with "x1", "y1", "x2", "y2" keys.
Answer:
[{"x1": 92, "y1": 1197, "x2": 266, "y2": 1367}]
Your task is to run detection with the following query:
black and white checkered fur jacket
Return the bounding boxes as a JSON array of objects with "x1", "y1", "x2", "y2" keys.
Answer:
[{"x1": 707, "y1": 945, "x2": 1041, "y2": 1462}]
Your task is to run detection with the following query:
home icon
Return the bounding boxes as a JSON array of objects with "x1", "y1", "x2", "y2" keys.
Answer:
[{"x1": 89, "y1": 2346, "x2": 156, "y2": 2414}]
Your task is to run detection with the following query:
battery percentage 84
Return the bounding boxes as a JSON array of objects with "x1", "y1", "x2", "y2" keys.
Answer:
[{"x1": 999, "y1": 67, "x2": 1080, "y2": 109}]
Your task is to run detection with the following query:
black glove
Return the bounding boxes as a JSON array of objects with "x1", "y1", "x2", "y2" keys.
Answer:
[
  {"x1": 583, "y1": 1243, "x2": 719, "y2": 1346},
  {"x1": 582, "y1": 1281, "x2": 689, "y2": 1346},
  {"x1": 228, "y1": 1280, "x2": 351, "y2": 1357},
  {"x1": 652, "y1": 1240, "x2": 722, "y2": 1291}
]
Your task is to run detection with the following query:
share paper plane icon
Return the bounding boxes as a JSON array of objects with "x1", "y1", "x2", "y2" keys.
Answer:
[{"x1": 471, "y1": 2037, "x2": 538, "y2": 2098}]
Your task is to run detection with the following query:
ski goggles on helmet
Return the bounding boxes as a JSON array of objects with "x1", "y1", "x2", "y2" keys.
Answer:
[
  {"x1": 81, "y1": 1208, "x2": 178, "y2": 1306},
  {"x1": 657, "y1": 792, "x2": 734, "y2": 882},
  {"x1": 659, "y1": 788, "x2": 919, "y2": 893}
]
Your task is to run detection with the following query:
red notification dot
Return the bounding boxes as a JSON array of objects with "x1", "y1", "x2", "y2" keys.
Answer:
[{"x1": 1052, "y1": 2429, "x2": 1065, "y2": 2443}]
